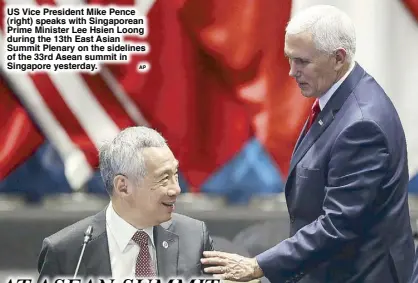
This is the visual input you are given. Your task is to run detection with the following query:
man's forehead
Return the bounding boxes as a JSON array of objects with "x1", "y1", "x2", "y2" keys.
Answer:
[
  {"x1": 142, "y1": 145, "x2": 167, "y2": 154},
  {"x1": 286, "y1": 31, "x2": 313, "y2": 41},
  {"x1": 154, "y1": 159, "x2": 179, "y2": 175},
  {"x1": 143, "y1": 146, "x2": 173, "y2": 162},
  {"x1": 285, "y1": 33, "x2": 315, "y2": 56},
  {"x1": 142, "y1": 146, "x2": 177, "y2": 165},
  {"x1": 286, "y1": 32, "x2": 313, "y2": 44}
]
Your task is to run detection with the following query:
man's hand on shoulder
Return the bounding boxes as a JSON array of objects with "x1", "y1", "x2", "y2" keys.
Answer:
[{"x1": 201, "y1": 251, "x2": 264, "y2": 282}]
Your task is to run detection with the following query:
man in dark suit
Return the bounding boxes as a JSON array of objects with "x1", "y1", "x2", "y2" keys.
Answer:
[
  {"x1": 201, "y1": 5, "x2": 415, "y2": 283},
  {"x1": 37, "y1": 126, "x2": 213, "y2": 281}
]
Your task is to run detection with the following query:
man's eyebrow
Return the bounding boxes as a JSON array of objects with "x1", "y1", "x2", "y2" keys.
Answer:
[
  {"x1": 287, "y1": 55, "x2": 309, "y2": 61},
  {"x1": 158, "y1": 161, "x2": 180, "y2": 176},
  {"x1": 285, "y1": 53, "x2": 298, "y2": 60}
]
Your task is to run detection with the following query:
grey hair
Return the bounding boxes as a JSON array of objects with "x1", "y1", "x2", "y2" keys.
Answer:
[
  {"x1": 99, "y1": 126, "x2": 167, "y2": 195},
  {"x1": 286, "y1": 5, "x2": 356, "y2": 63}
]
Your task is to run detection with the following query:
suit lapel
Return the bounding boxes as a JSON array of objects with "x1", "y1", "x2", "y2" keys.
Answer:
[
  {"x1": 292, "y1": 118, "x2": 309, "y2": 157},
  {"x1": 288, "y1": 63, "x2": 366, "y2": 177},
  {"x1": 81, "y1": 209, "x2": 112, "y2": 277},
  {"x1": 154, "y1": 220, "x2": 179, "y2": 279},
  {"x1": 288, "y1": 108, "x2": 335, "y2": 174},
  {"x1": 78, "y1": 208, "x2": 181, "y2": 279}
]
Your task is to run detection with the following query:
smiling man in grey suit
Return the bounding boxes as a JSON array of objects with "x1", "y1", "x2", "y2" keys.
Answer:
[
  {"x1": 201, "y1": 5, "x2": 415, "y2": 283},
  {"x1": 37, "y1": 126, "x2": 214, "y2": 281}
]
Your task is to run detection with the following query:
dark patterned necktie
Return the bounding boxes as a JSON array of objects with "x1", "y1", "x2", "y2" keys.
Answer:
[{"x1": 132, "y1": 230, "x2": 156, "y2": 278}]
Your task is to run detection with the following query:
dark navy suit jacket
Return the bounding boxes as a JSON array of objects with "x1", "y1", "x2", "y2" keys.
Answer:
[
  {"x1": 409, "y1": 246, "x2": 418, "y2": 283},
  {"x1": 256, "y1": 63, "x2": 415, "y2": 283}
]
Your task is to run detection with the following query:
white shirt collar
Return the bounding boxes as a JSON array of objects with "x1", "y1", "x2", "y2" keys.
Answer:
[
  {"x1": 106, "y1": 202, "x2": 155, "y2": 252},
  {"x1": 318, "y1": 61, "x2": 356, "y2": 110}
]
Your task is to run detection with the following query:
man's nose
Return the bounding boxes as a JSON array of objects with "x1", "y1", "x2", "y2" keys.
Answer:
[
  {"x1": 289, "y1": 61, "x2": 297, "y2": 77},
  {"x1": 167, "y1": 180, "x2": 181, "y2": 197}
]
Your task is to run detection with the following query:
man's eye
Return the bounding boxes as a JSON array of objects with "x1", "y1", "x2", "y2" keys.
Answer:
[{"x1": 293, "y1": 58, "x2": 308, "y2": 65}]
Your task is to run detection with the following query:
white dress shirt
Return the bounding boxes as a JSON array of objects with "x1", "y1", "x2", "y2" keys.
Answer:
[
  {"x1": 318, "y1": 61, "x2": 356, "y2": 110},
  {"x1": 105, "y1": 202, "x2": 157, "y2": 280}
]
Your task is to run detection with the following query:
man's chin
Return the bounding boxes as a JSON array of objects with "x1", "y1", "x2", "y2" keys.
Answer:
[
  {"x1": 300, "y1": 89, "x2": 315, "y2": 98},
  {"x1": 160, "y1": 213, "x2": 173, "y2": 223}
]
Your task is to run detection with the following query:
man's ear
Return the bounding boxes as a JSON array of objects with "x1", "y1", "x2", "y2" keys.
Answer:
[
  {"x1": 113, "y1": 175, "x2": 130, "y2": 197},
  {"x1": 334, "y1": 48, "x2": 347, "y2": 70}
]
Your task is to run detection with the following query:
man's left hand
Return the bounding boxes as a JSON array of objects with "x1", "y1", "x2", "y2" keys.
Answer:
[{"x1": 201, "y1": 251, "x2": 264, "y2": 282}]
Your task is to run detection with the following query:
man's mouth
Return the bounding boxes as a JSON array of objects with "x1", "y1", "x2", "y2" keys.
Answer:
[
  {"x1": 297, "y1": 82, "x2": 309, "y2": 90},
  {"x1": 162, "y1": 201, "x2": 175, "y2": 207}
]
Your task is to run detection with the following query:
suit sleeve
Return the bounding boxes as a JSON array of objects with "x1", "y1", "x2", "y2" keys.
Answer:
[
  {"x1": 256, "y1": 120, "x2": 390, "y2": 282},
  {"x1": 37, "y1": 238, "x2": 61, "y2": 283},
  {"x1": 202, "y1": 221, "x2": 214, "y2": 252},
  {"x1": 201, "y1": 221, "x2": 215, "y2": 276},
  {"x1": 409, "y1": 246, "x2": 418, "y2": 283}
]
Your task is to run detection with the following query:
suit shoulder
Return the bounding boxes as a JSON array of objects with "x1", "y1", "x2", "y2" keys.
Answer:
[
  {"x1": 170, "y1": 213, "x2": 207, "y2": 233},
  {"x1": 352, "y1": 73, "x2": 399, "y2": 120},
  {"x1": 44, "y1": 212, "x2": 101, "y2": 250},
  {"x1": 171, "y1": 213, "x2": 204, "y2": 226}
]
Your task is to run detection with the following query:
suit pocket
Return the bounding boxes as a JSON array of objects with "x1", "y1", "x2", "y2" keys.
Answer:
[
  {"x1": 295, "y1": 166, "x2": 324, "y2": 187},
  {"x1": 291, "y1": 166, "x2": 326, "y2": 218},
  {"x1": 296, "y1": 165, "x2": 321, "y2": 176}
]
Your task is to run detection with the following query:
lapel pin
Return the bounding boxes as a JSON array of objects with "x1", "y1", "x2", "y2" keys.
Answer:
[
  {"x1": 318, "y1": 120, "x2": 323, "y2": 126},
  {"x1": 162, "y1": 241, "x2": 169, "y2": 248}
]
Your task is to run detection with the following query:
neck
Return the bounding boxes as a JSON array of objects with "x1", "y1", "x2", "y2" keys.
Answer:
[
  {"x1": 334, "y1": 61, "x2": 352, "y2": 83},
  {"x1": 111, "y1": 198, "x2": 152, "y2": 229}
]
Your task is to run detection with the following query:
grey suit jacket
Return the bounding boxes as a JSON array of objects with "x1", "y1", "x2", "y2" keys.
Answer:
[
  {"x1": 256, "y1": 63, "x2": 415, "y2": 283},
  {"x1": 37, "y1": 209, "x2": 214, "y2": 280}
]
